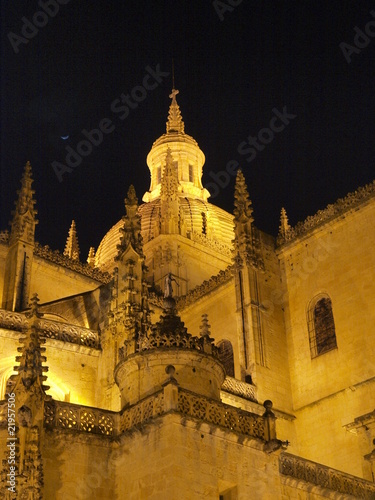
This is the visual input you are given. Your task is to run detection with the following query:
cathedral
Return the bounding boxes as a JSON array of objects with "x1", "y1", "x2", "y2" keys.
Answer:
[{"x1": 0, "y1": 89, "x2": 374, "y2": 499}]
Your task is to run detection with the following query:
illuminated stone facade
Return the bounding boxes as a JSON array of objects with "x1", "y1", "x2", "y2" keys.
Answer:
[{"x1": 0, "y1": 91, "x2": 374, "y2": 499}]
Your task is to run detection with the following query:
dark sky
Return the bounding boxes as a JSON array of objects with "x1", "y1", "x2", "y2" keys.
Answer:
[{"x1": 1, "y1": 1, "x2": 375, "y2": 259}]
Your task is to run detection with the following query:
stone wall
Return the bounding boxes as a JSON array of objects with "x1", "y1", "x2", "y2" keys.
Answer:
[{"x1": 279, "y1": 198, "x2": 375, "y2": 477}]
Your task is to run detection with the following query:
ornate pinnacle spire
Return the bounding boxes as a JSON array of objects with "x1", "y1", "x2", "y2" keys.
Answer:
[
  {"x1": 117, "y1": 185, "x2": 143, "y2": 257},
  {"x1": 166, "y1": 88, "x2": 185, "y2": 134},
  {"x1": 277, "y1": 207, "x2": 292, "y2": 245},
  {"x1": 279, "y1": 208, "x2": 291, "y2": 237},
  {"x1": 161, "y1": 148, "x2": 179, "y2": 200},
  {"x1": 26, "y1": 292, "x2": 43, "y2": 320},
  {"x1": 14, "y1": 293, "x2": 49, "y2": 393},
  {"x1": 234, "y1": 170, "x2": 253, "y2": 224},
  {"x1": 199, "y1": 314, "x2": 211, "y2": 338},
  {"x1": 87, "y1": 247, "x2": 96, "y2": 266},
  {"x1": 9, "y1": 161, "x2": 38, "y2": 245},
  {"x1": 64, "y1": 220, "x2": 80, "y2": 260},
  {"x1": 233, "y1": 170, "x2": 264, "y2": 270}
]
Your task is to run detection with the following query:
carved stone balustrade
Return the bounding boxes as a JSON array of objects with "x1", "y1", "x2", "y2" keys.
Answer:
[
  {"x1": 114, "y1": 386, "x2": 268, "y2": 442},
  {"x1": 0, "y1": 309, "x2": 100, "y2": 349},
  {"x1": 44, "y1": 400, "x2": 117, "y2": 436},
  {"x1": 120, "y1": 391, "x2": 165, "y2": 433},
  {"x1": 221, "y1": 376, "x2": 257, "y2": 402},
  {"x1": 38, "y1": 318, "x2": 100, "y2": 348},
  {"x1": 177, "y1": 388, "x2": 266, "y2": 441},
  {"x1": 280, "y1": 452, "x2": 375, "y2": 499}
]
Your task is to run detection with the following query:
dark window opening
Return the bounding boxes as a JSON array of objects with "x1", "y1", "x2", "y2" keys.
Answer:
[
  {"x1": 308, "y1": 296, "x2": 337, "y2": 358},
  {"x1": 218, "y1": 340, "x2": 235, "y2": 377}
]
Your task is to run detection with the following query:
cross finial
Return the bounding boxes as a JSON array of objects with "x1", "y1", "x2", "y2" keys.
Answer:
[{"x1": 169, "y1": 88, "x2": 179, "y2": 100}]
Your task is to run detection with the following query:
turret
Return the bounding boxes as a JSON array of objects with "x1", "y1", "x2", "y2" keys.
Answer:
[{"x1": 114, "y1": 293, "x2": 225, "y2": 408}]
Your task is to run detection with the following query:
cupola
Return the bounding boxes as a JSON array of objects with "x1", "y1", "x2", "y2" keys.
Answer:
[{"x1": 143, "y1": 89, "x2": 208, "y2": 202}]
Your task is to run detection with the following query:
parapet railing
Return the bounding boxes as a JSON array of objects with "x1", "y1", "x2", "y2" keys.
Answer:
[
  {"x1": 177, "y1": 388, "x2": 266, "y2": 440},
  {"x1": 221, "y1": 376, "x2": 257, "y2": 402},
  {"x1": 38, "y1": 318, "x2": 100, "y2": 349},
  {"x1": 280, "y1": 452, "x2": 375, "y2": 499},
  {"x1": 120, "y1": 391, "x2": 165, "y2": 433},
  {"x1": 0, "y1": 309, "x2": 100, "y2": 349},
  {"x1": 44, "y1": 400, "x2": 117, "y2": 436},
  {"x1": 39, "y1": 385, "x2": 269, "y2": 442}
]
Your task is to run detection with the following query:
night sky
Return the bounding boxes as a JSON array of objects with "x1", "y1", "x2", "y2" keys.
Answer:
[{"x1": 1, "y1": 1, "x2": 375, "y2": 259}]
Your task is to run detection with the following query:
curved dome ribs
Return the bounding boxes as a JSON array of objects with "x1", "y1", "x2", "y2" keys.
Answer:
[
  {"x1": 184, "y1": 197, "x2": 194, "y2": 234},
  {"x1": 147, "y1": 204, "x2": 157, "y2": 243}
]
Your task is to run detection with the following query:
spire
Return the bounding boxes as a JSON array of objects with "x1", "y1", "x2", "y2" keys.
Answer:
[
  {"x1": 117, "y1": 185, "x2": 143, "y2": 258},
  {"x1": 9, "y1": 161, "x2": 38, "y2": 245},
  {"x1": 166, "y1": 88, "x2": 185, "y2": 134},
  {"x1": 279, "y1": 208, "x2": 290, "y2": 236},
  {"x1": 233, "y1": 170, "x2": 264, "y2": 270},
  {"x1": 0, "y1": 293, "x2": 48, "y2": 499},
  {"x1": 64, "y1": 220, "x2": 80, "y2": 260},
  {"x1": 234, "y1": 170, "x2": 254, "y2": 224},
  {"x1": 4, "y1": 162, "x2": 37, "y2": 311},
  {"x1": 87, "y1": 247, "x2": 96, "y2": 266},
  {"x1": 199, "y1": 313, "x2": 211, "y2": 338},
  {"x1": 277, "y1": 207, "x2": 292, "y2": 244},
  {"x1": 14, "y1": 293, "x2": 49, "y2": 393}
]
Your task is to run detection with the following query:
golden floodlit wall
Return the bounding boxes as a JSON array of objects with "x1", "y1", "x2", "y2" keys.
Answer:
[
  {"x1": 279, "y1": 197, "x2": 375, "y2": 477},
  {"x1": 112, "y1": 414, "x2": 281, "y2": 500},
  {"x1": 30, "y1": 256, "x2": 103, "y2": 305}
]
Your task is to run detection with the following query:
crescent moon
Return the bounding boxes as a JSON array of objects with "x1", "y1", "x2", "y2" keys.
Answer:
[{"x1": 61, "y1": 135, "x2": 69, "y2": 140}]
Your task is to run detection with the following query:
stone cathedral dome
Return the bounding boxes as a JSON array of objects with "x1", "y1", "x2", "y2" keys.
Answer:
[{"x1": 95, "y1": 89, "x2": 234, "y2": 272}]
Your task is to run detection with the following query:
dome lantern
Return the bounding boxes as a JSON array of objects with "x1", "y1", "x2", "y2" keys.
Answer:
[{"x1": 143, "y1": 89, "x2": 209, "y2": 203}]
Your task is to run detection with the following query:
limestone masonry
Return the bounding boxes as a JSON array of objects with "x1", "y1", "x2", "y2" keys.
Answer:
[{"x1": 0, "y1": 90, "x2": 374, "y2": 499}]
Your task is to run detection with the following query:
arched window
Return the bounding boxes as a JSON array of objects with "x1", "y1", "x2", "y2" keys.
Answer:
[
  {"x1": 217, "y1": 340, "x2": 235, "y2": 377},
  {"x1": 189, "y1": 164, "x2": 194, "y2": 182},
  {"x1": 308, "y1": 295, "x2": 337, "y2": 358}
]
